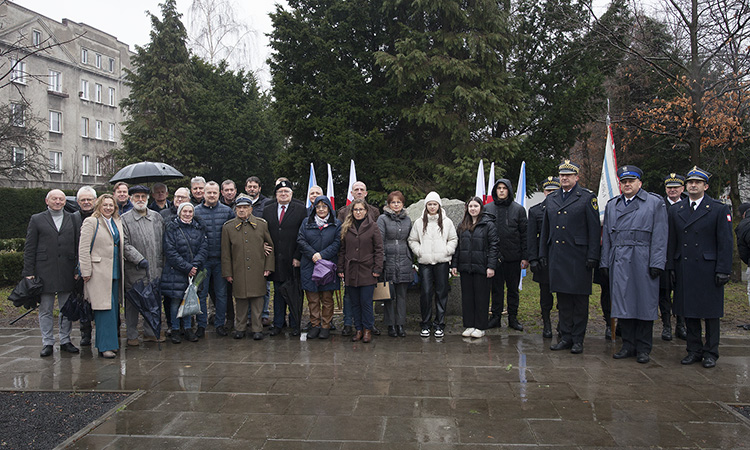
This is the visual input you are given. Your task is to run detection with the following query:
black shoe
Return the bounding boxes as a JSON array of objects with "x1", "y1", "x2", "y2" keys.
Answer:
[
  {"x1": 186, "y1": 330, "x2": 199, "y2": 342},
  {"x1": 319, "y1": 328, "x2": 330, "y2": 339},
  {"x1": 216, "y1": 325, "x2": 228, "y2": 337},
  {"x1": 269, "y1": 327, "x2": 282, "y2": 336},
  {"x1": 675, "y1": 325, "x2": 687, "y2": 340},
  {"x1": 487, "y1": 315, "x2": 500, "y2": 329},
  {"x1": 290, "y1": 328, "x2": 300, "y2": 337},
  {"x1": 661, "y1": 327, "x2": 673, "y2": 341},
  {"x1": 233, "y1": 331, "x2": 245, "y2": 339},
  {"x1": 60, "y1": 342, "x2": 79, "y2": 354},
  {"x1": 196, "y1": 327, "x2": 205, "y2": 338},
  {"x1": 613, "y1": 348, "x2": 635, "y2": 359},
  {"x1": 307, "y1": 327, "x2": 321, "y2": 339},
  {"x1": 397, "y1": 325, "x2": 406, "y2": 337},
  {"x1": 681, "y1": 353, "x2": 702, "y2": 365},
  {"x1": 636, "y1": 353, "x2": 650, "y2": 364},
  {"x1": 508, "y1": 317, "x2": 524, "y2": 331},
  {"x1": 702, "y1": 356, "x2": 717, "y2": 368},
  {"x1": 171, "y1": 333, "x2": 182, "y2": 344},
  {"x1": 550, "y1": 340, "x2": 572, "y2": 351},
  {"x1": 388, "y1": 326, "x2": 397, "y2": 337},
  {"x1": 341, "y1": 325, "x2": 353, "y2": 336},
  {"x1": 570, "y1": 343, "x2": 584, "y2": 354},
  {"x1": 304, "y1": 322, "x2": 312, "y2": 331},
  {"x1": 253, "y1": 332, "x2": 264, "y2": 340},
  {"x1": 604, "y1": 324, "x2": 612, "y2": 340},
  {"x1": 40, "y1": 345, "x2": 53, "y2": 357},
  {"x1": 542, "y1": 319, "x2": 552, "y2": 339},
  {"x1": 80, "y1": 332, "x2": 92, "y2": 346},
  {"x1": 372, "y1": 325, "x2": 381, "y2": 336}
]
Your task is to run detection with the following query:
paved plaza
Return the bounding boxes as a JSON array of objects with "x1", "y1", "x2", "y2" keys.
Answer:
[{"x1": 0, "y1": 326, "x2": 749, "y2": 449}]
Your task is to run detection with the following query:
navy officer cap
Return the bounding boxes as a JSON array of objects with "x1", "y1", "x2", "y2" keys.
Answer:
[
  {"x1": 558, "y1": 159, "x2": 580, "y2": 175},
  {"x1": 542, "y1": 176, "x2": 561, "y2": 190},
  {"x1": 617, "y1": 165, "x2": 642, "y2": 180},
  {"x1": 664, "y1": 173, "x2": 685, "y2": 187},
  {"x1": 685, "y1": 166, "x2": 711, "y2": 183},
  {"x1": 128, "y1": 185, "x2": 150, "y2": 195}
]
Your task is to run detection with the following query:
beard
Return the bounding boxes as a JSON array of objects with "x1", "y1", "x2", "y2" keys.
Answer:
[{"x1": 133, "y1": 202, "x2": 148, "y2": 212}]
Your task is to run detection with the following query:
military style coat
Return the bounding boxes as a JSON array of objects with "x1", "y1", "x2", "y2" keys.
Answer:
[
  {"x1": 221, "y1": 216, "x2": 275, "y2": 298},
  {"x1": 600, "y1": 189, "x2": 668, "y2": 320},
  {"x1": 539, "y1": 183, "x2": 600, "y2": 295},
  {"x1": 527, "y1": 199, "x2": 550, "y2": 284},
  {"x1": 667, "y1": 195, "x2": 733, "y2": 319}
]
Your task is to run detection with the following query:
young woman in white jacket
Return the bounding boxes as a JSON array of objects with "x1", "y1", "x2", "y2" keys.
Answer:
[{"x1": 408, "y1": 192, "x2": 458, "y2": 338}]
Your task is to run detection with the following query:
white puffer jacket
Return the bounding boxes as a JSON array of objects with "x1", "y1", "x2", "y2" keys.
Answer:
[{"x1": 408, "y1": 210, "x2": 458, "y2": 265}]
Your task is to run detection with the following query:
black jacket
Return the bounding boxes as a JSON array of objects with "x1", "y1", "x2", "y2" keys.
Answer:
[
  {"x1": 527, "y1": 199, "x2": 550, "y2": 284},
  {"x1": 736, "y1": 216, "x2": 750, "y2": 264},
  {"x1": 451, "y1": 214, "x2": 499, "y2": 274},
  {"x1": 262, "y1": 199, "x2": 307, "y2": 282},
  {"x1": 483, "y1": 179, "x2": 527, "y2": 261}
]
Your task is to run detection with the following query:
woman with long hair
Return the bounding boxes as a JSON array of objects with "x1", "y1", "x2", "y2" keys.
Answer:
[
  {"x1": 451, "y1": 197, "x2": 499, "y2": 338},
  {"x1": 377, "y1": 191, "x2": 412, "y2": 337},
  {"x1": 338, "y1": 198, "x2": 384, "y2": 343},
  {"x1": 79, "y1": 194, "x2": 124, "y2": 358}
]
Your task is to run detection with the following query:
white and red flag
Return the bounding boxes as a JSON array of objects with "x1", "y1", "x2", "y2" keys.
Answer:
[
  {"x1": 346, "y1": 160, "x2": 357, "y2": 206},
  {"x1": 326, "y1": 163, "x2": 335, "y2": 211}
]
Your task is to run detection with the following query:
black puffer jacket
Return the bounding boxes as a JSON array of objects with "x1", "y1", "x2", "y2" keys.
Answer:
[
  {"x1": 451, "y1": 214, "x2": 499, "y2": 274},
  {"x1": 483, "y1": 178, "x2": 528, "y2": 262},
  {"x1": 377, "y1": 206, "x2": 413, "y2": 283}
]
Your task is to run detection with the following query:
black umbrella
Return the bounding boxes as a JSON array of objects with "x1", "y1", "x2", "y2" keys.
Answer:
[
  {"x1": 109, "y1": 161, "x2": 183, "y2": 185},
  {"x1": 9, "y1": 276, "x2": 44, "y2": 310},
  {"x1": 125, "y1": 272, "x2": 163, "y2": 348},
  {"x1": 61, "y1": 278, "x2": 92, "y2": 323},
  {"x1": 279, "y1": 267, "x2": 304, "y2": 333}
]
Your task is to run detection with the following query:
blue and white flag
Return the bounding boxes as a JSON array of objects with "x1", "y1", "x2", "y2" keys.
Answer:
[
  {"x1": 306, "y1": 162, "x2": 318, "y2": 209},
  {"x1": 516, "y1": 161, "x2": 527, "y2": 290}
]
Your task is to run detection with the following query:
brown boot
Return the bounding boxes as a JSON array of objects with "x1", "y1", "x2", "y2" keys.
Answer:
[
  {"x1": 363, "y1": 329, "x2": 372, "y2": 343},
  {"x1": 352, "y1": 330, "x2": 363, "y2": 342}
]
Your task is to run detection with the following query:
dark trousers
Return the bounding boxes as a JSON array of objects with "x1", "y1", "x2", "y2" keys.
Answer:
[
  {"x1": 618, "y1": 318, "x2": 653, "y2": 354},
  {"x1": 600, "y1": 280, "x2": 611, "y2": 323},
  {"x1": 539, "y1": 282, "x2": 553, "y2": 316},
  {"x1": 491, "y1": 261, "x2": 521, "y2": 317},
  {"x1": 460, "y1": 272, "x2": 490, "y2": 330},
  {"x1": 685, "y1": 318, "x2": 720, "y2": 359},
  {"x1": 272, "y1": 280, "x2": 299, "y2": 330},
  {"x1": 557, "y1": 293, "x2": 589, "y2": 344},
  {"x1": 419, "y1": 263, "x2": 449, "y2": 329},
  {"x1": 384, "y1": 282, "x2": 408, "y2": 327},
  {"x1": 349, "y1": 285, "x2": 375, "y2": 331}
]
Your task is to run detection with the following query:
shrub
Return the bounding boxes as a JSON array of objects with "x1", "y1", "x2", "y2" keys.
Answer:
[
  {"x1": 0, "y1": 252, "x2": 23, "y2": 286},
  {"x1": 0, "y1": 238, "x2": 25, "y2": 252},
  {"x1": 0, "y1": 188, "x2": 78, "y2": 239}
]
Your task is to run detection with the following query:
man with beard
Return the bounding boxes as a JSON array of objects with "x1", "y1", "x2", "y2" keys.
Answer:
[
  {"x1": 74, "y1": 186, "x2": 97, "y2": 346},
  {"x1": 114, "y1": 182, "x2": 133, "y2": 215},
  {"x1": 121, "y1": 185, "x2": 165, "y2": 345}
]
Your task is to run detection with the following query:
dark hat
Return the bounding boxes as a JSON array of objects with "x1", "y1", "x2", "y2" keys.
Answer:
[
  {"x1": 234, "y1": 194, "x2": 253, "y2": 206},
  {"x1": 685, "y1": 166, "x2": 710, "y2": 183},
  {"x1": 542, "y1": 176, "x2": 561, "y2": 190},
  {"x1": 664, "y1": 173, "x2": 685, "y2": 187},
  {"x1": 128, "y1": 185, "x2": 150, "y2": 195},
  {"x1": 558, "y1": 159, "x2": 580, "y2": 175},
  {"x1": 275, "y1": 180, "x2": 292, "y2": 192},
  {"x1": 617, "y1": 165, "x2": 642, "y2": 180},
  {"x1": 740, "y1": 203, "x2": 750, "y2": 217}
]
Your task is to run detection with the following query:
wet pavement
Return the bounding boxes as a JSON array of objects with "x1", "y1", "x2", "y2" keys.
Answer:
[{"x1": 1, "y1": 326, "x2": 749, "y2": 449}]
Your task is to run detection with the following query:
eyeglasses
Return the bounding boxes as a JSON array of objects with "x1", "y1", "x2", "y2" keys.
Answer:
[
  {"x1": 78, "y1": 198, "x2": 94, "y2": 203},
  {"x1": 353, "y1": 208, "x2": 366, "y2": 213},
  {"x1": 315, "y1": 204, "x2": 328, "y2": 210}
]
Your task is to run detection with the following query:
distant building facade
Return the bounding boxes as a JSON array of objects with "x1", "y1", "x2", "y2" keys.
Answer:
[{"x1": 0, "y1": 2, "x2": 133, "y2": 189}]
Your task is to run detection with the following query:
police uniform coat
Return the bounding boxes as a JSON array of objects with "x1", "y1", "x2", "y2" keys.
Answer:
[
  {"x1": 221, "y1": 216, "x2": 275, "y2": 298},
  {"x1": 667, "y1": 195, "x2": 733, "y2": 319},
  {"x1": 527, "y1": 200, "x2": 549, "y2": 284},
  {"x1": 539, "y1": 183, "x2": 600, "y2": 295},
  {"x1": 600, "y1": 189, "x2": 668, "y2": 320}
]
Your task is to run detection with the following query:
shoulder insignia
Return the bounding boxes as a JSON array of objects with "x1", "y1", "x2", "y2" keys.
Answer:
[
  {"x1": 727, "y1": 213, "x2": 732, "y2": 222},
  {"x1": 581, "y1": 187, "x2": 593, "y2": 194},
  {"x1": 255, "y1": 217, "x2": 267, "y2": 223},
  {"x1": 591, "y1": 197, "x2": 598, "y2": 211}
]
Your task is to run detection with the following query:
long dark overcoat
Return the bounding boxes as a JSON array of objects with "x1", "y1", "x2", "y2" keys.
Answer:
[
  {"x1": 22, "y1": 210, "x2": 81, "y2": 294},
  {"x1": 600, "y1": 189, "x2": 668, "y2": 320},
  {"x1": 527, "y1": 200, "x2": 550, "y2": 284}
]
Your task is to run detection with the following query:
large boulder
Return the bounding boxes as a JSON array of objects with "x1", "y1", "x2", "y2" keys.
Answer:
[{"x1": 406, "y1": 197, "x2": 465, "y2": 228}]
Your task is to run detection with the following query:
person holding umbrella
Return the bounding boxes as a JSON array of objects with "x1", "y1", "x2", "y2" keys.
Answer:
[{"x1": 79, "y1": 194, "x2": 124, "y2": 359}]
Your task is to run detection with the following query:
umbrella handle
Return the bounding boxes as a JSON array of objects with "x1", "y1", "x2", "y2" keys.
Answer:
[{"x1": 10, "y1": 307, "x2": 37, "y2": 325}]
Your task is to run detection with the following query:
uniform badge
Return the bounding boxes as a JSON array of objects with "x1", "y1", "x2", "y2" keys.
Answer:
[
  {"x1": 727, "y1": 214, "x2": 732, "y2": 222},
  {"x1": 591, "y1": 198, "x2": 598, "y2": 211}
]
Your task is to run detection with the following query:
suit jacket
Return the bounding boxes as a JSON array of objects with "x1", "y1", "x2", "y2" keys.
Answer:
[
  {"x1": 79, "y1": 216, "x2": 125, "y2": 310},
  {"x1": 262, "y1": 199, "x2": 307, "y2": 282},
  {"x1": 22, "y1": 209, "x2": 81, "y2": 294}
]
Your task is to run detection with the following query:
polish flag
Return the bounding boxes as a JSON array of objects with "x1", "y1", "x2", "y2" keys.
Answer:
[
  {"x1": 475, "y1": 160, "x2": 486, "y2": 201},
  {"x1": 326, "y1": 163, "x2": 335, "y2": 211},
  {"x1": 485, "y1": 162, "x2": 495, "y2": 204},
  {"x1": 346, "y1": 160, "x2": 357, "y2": 205}
]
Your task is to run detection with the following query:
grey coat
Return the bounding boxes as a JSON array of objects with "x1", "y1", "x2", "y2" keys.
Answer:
[
  {"x1": 121, "y1": 209, "x2": 164, "y2": 290},
  {"x1": 600, "y1": 189, "x2": 668, "y2": 320},
  {"x1": 377, "y1": 207, "x2": 413, "y2": 284}
]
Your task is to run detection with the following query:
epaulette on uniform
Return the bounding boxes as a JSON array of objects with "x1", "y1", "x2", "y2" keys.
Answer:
[
  {"x1": 581, "y1": 187, "x2": 594, "y2": 194},
  {"x1": 254, "y1": 216, "x2": 267, "y2": 223}
]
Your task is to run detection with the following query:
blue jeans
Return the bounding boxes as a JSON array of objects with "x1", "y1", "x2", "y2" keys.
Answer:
[
  {"x1": 272, "y1": 281, "x2": 298, "y2": 330},
  {"x1": 198, "y1": 259, "x2": 227, "y2": 329},
  {"x1": 257, "y1": 281, "x2": 271, "y2": 320},
  {"x1": 349, "y1": 284, "x2": 375, "y2": 331}
]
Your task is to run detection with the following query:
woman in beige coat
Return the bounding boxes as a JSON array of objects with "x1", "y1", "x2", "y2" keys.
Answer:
[{"x1": 79, "y1": 194, "x2": 124, "y2": 358}]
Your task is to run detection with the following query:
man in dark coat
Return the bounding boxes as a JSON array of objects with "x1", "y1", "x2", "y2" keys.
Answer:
[
  {"x1": 263, "y1": 180, "x2": 307, "y2": 336},
  {"x1": 539, "y1": 160, "x2": 600, "y2": 354},
  {"x1": 601, "y1": 166, "x2": 668, "y2": 364},
  {"x1": 735, "y1": 202, "x2": 750, "y2": 330},
  {"x1": 22, "y1": 189, "x2": 82, "y2": 357},
  {"x1": 668, "y1": 167, "x2": 733, "y2": 368},
  {"x1": 484, "y1": 178, "x2": 528, "y2": 330},
  {"x1": 660, "y1": 173, "x2": 688, "y2": 341},
  {"x1": 528, "y1": 177, "x2": 560, "y2": 338}
]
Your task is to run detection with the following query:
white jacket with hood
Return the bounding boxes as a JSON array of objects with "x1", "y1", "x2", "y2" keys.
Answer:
[{"x1": 408, "y1": 192, "x2": 458, "y2": 265}]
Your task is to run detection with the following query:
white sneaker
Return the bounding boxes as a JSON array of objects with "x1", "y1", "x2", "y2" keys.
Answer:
[
  {"x1": 470, "y1": 329, "x2": 485, "y2": 338},
  {"x1": 420, "y1": 328, "x2": 430, "y2": 337},
  {"x1": 462, "y1": 328, "x2": 476, "y2": 337},
  {"x1": 434, "y1": 328, "x2": 444, "y2": 338}
]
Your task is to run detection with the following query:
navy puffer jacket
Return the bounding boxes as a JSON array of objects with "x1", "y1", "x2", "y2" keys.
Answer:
[
  {"x1": 297, "y1": 196, "x2": 341, "y2": 292},
  {"x1": 451, "y1": 214, "x2": 500, "y2": 274},
  {"x1": 161, "y1": 218, "x2": 209, "y2": 298},
  {"x1": 194, "y1": 202, "x2": 234, "y2": 259}
]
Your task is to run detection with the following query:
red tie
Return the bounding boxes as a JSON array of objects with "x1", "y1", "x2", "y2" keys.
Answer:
[{"x1": 279, "y1": 205, "x2": 286, "y2": 223}]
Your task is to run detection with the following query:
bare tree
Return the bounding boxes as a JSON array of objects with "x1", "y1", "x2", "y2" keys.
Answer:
[{"x1": 187, "y1": 0, "x2": 255, "y2": 69}]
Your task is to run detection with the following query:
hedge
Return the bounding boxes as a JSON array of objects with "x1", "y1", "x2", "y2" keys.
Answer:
[
  {"x1": 0, "y1": 188, "x2": 77, "y2": 239},
  {"x1": 0, "y1": 252, "x2": 23, "y2": 286}
]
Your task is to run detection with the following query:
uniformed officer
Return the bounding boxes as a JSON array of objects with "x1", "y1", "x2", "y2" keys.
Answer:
[
  {"x1": 539, "y1": 160, "x2": 600, "y2": 354},
  {"x1": 601, "y1": 166, "x2": 668, "y2": 364},
  {"x1": 667, "y1": 167, "x2": 732, "y2": 368},
  {"x1": 660, "y1": 173, "x2": 688, "y2": 341},
  {"x1": 528, "y1": 176, "x2": 560, "y2": 338}
]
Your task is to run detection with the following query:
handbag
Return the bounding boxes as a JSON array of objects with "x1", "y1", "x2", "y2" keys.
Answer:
[{"x1": 372, "y1": 281, "x2": 392, "y2": 301}]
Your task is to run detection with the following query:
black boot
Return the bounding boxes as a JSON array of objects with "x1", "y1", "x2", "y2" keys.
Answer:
[
  {"x1": 605, "y1": 323, "x2": 612, "y2": 340},
  {"x1": 542, "y1": 313, "x2": 552, "y2": 339},
  {"x1": 661, "y1": 316, "x2": 673, "y2": 341},
  {"x1": 675, "y1": 316, "x2": 687, "y2": 340},
  {"x1": 80, "y1": 323, "x2": 92, "y2": 346},
  {"x1": 508, "y1": 316, "x2": 524, "y2": 331}
]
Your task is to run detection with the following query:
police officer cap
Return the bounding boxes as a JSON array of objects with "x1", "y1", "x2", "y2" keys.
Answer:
[
  {"x1": 234, "y1": 194, "x2": 253, "y2": 207},
  {"x1": 558, "y1": 159, "x2": 580, "y2": 175},
  {"x1": 664, "y1": 173, "x2": 685, "y2": 187},
  {"x1": 685, "y1": 166, "x2": 711, "y2": 183},
  {"x1": 128, "y1": 185, "x2": 150, "y2": 195},
  {"x1": 542, "y1": 176, "x2": 561, "y2": 190},
  {"x1": 617, "y1": 165, "x2": 642, "y2": 180},
  {"x1": 274, "y1": 180, "x2": 292, "y2": 192}
]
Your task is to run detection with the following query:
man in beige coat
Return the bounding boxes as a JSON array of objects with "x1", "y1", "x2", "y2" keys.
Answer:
[{"x1": 221, "y1": 195, "x2": 274, "y2": 340}]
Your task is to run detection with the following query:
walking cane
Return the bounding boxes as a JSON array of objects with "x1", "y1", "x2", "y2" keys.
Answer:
[{"x1": 10, "y1": 307, "x2": 37, "y2": 325}]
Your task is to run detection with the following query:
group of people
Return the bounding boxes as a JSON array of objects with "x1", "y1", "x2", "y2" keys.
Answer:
[{"x1": 22, "y1": 161, "x2": 735, "y2": 368}]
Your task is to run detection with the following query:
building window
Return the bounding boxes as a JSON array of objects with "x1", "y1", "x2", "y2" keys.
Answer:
[
  {"x1": 95, "y1": 120, "x2": 102, "y2": 139},
  {"x1": 95, "y1": 158, "x2": 102, "y2": 176},
  {"x1": 81, "y1": 48, "x2": 88, "y2": 64},
  {"x1": 82, "y1": 155, "x2": 90, "y2": 175},
  {"x1": 11, "y1": 103, "x2": 25, "y2": 127},
  {"x1": 95, "y1": 54, "x2": 102, "y2": 69},
  {"x1": 108, "y1": 123, "x2": 116, "y2": 141},
  {"x1": 49, "y1": 151, "x2": 62, "y2": 172},
  {"x1": 81, "y1": 117, "x2": 89, "y2": 137},
  {"x1": 12, "y1": 147, "x2": 25, "y2": 168},
  {"x1": 32, "y1": 30, "x2": 41, "y2": 47},
  {"x1": 95, "y1": 84, "x2": 102, "y2": 103},
  {"x1": 108, "y1": 87, "x2": 116, "y2": 106},
  {"x1": 48, "y1": 70, "x2": 62, "y2": 92},
  {"x1": 80, "y1": 80, "x2": 89, "y2": 99},
  {"x1": 109, "y1": 57, "x2": 115, "y2": 72},
  {"x1": 10, "y1": 59, "x2": 26, "y2": 84},
  {"x1": 49, "y1": 110, "x2": 62, "y2": 133}
]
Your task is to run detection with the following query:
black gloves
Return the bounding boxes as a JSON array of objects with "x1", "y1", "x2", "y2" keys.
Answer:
[
  {"x1": 715, "y1": 273, "x2": 730, "y2": 286},
  {"x1": 529, "y1": 260, "x2": 539, "y2": 273},
  {"x1": 586, "y1": 259, "x2": 598, "y2": 270},
  {"x1": 600, "y1": 267, "x2": 609, "y2": 279},
  {"x1": 138, "y1": 259, "x2": 149, "y2": 270},
  {"x1": 649, "y1": 268, "x2": 663, "y2": 279},
  {"x1": 538, "y1": 257, "x2": 548, "y2": 269}
]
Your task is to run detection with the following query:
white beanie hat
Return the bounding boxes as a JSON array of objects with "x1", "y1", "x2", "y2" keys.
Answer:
[{"x1": 424, "y1": 191, "x2": 442, "y2": 207}]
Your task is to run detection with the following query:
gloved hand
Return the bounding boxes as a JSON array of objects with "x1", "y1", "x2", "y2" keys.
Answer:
[
  {"x1": 538, "y1": 257, "x2": 547, "y2": 269},
  {"x1": 586, "y1": 259, "x2": 598, "y2": 270},
  {"x1": 670, "y1": 270, "x2": 676, "y2": 285},
  {"x1": 529, "y1": 260, "x2": 539, "y2": 273},
  {"x1": 715, "y1": 273, "x2": 730, "y2": 286},
  {"x1": 600, "y1": 267, "x2": 609, "y2": 279},
  {"x1": 137, "y1": 259, "x2": 149, "y2": 270},
  {"x1": 649, "y1": 267, "x2": 663, "y2": 279}
]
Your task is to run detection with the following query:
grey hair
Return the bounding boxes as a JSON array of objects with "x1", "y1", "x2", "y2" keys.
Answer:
[
  {"x1": 76, "y1": 186, "x2": 97, "y2": 200},
  {"x1": 191, "y1": 176, "x2": 206, "y2": 186},
  {"x1": 205, "y1": 181, "x2": 220, "y2": 189},
  {"x1": 45, "y1": 189, "x2": 65, "y2": 200},
  {"x1": 174, "y1": 187, "x2": 190, "y2": 197}
]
